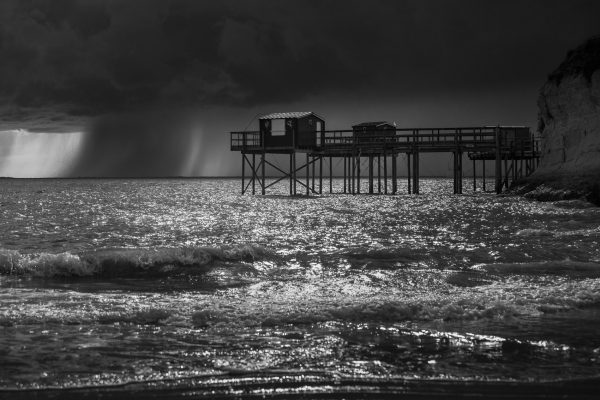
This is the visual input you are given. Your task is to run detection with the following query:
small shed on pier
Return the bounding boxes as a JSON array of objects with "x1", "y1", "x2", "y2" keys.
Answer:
[
  {"x1": 259, "y1": 111, "x2": 325, "y2": 150},
  {"x1": 500, "y1": 127, "x2": 532, "y2": 150},
  {"x1": 352, "y1": 121, "x2": 396, "y2": 143}
]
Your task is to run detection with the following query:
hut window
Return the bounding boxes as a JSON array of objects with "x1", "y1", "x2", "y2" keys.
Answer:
[{"x1": 271, "y1": 119, "x2": 285, "y2": 136}]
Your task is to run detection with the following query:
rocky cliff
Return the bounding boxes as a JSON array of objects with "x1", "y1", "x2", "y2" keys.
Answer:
[{"x1": 521, "y1": 36, "x2": 600, "y2": 204}]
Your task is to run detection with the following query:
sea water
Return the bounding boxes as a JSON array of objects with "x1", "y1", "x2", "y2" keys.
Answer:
[{"x1": 1, "y1": 178, "x2": 599, "y2": 397}]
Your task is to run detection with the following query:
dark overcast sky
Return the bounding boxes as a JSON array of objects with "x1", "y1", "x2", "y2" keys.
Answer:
[{"x1": 1, "y1": 0, "x2": 599, "y2": 177}]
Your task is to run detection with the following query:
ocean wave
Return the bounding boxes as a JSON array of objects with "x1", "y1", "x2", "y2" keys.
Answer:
[
  {"x1": 516, "y1": 227, "x2": 600, "y2": 238},
  {"x1": 324, "y1": 300, "x2": 523, "y2": 323},
  {"x1": 197, "y1": 301, "x2": 522, "y2": 328},
  {"x1": 472, "y1": 260, "x2": 600, "y2": 276},
  {"x1": 445, "y1": 271, "x2": 495, "y2": 287},
  {"x1": 515, "y1": 228, "x2": 555, "y2": 237},
  {"x1": 0, "y1": 302, "x2": 518, "y2": 328},
  {"x1": 341, "y1": 248, "x2": 422, "y2": 267},
  {"x1": 0, "y1": 245, "x2": 276, "y2": 278},
  {"x1": 551, "y1": 199, "x2": 597, "y2": 208},
  {"x1": 3, "y1": 276, "x2": 600, "y2": 328}
]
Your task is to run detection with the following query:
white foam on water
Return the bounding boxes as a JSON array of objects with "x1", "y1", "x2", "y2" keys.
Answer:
[
  {"x1": 472, "y1": 260, "x2": 600, "y2": 275},
  {"x1": 0, "y1": 245, "x2": 276, "y2": 278},
  {"x1": 0, "y1": 249, "x2": 94, "y2": 277},
  {"x1": 515, "y1": 228, "x2": 555, "y2": 237}
]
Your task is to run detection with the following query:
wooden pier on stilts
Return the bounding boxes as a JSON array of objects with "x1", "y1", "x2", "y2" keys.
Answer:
[{"x1": 230, "y1": 112, "x2": 539, "y2": 196}]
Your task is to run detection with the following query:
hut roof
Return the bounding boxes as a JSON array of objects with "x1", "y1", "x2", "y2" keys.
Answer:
[
  {"x1": 260, "y1": 111, "x2": 323, "y2": 120},
  {"x1": 352, "y1": 121, "x2": 395, "y2": 128}
]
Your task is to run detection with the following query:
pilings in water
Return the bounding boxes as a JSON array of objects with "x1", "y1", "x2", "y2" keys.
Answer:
[
  {"x1": 239, "y1": 150, "x2": 531, "y2": 196},
  {"x1": 453, "y1": 151, "x2": 463, "y2": 194},
  {"x1": 495, "y1": 126, "x2": 503, "y2": 194},
  {"x1": 412, "y1": 151, "x2": 420, "y2": 194},
  {"x1": 340, "y1": 151, "x2": 402, "y2": 195},
  {"x1": 239, "y1": 151, "x2": 427, "y2": 196}
]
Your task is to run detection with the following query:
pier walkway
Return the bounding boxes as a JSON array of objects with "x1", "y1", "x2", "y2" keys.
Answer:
[{"x1": 230, "y1": 124, "x2": 539, "y2": 196}]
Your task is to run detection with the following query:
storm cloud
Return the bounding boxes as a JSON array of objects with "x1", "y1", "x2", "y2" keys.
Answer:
[{"x1": 0, "y1": 0, "x2": 599, "y2": 176}]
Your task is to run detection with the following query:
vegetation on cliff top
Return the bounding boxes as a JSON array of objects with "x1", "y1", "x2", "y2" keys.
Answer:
[{"x1": 548, "y1": 35, "x2": 600, "y2": 85}]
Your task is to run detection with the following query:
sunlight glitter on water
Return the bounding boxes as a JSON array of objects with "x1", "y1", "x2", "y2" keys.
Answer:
[{"x1": 1, "y1": 178, "x2": 600, "y2": 392}]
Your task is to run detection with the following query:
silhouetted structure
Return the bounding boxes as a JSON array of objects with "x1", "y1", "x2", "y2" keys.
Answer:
[
  {"x1": 230, "y1": 112, "x2": 539, "y2": 196},
  {"x1": 259, "y1": 112, "x2": 325, "y2": 150},
  {"x1": 352, "y1": 121, "x2": 396, "y2": 144}
]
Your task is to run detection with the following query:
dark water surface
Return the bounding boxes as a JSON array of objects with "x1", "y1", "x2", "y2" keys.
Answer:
[{"x1": 1, "y1": 178, "x2": 599, "y2": 398}]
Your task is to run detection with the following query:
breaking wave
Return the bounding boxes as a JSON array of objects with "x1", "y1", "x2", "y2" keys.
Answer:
[
  {"x1": 516, "y1": 227, "x2": 600, "y2": 237},
  {"x1": 0, "y1": 245, "x2": 276, "y2": 278},
  {"x1": 515, "y1": 228, "x2": 555, "y2": 237},
  {"x1": 472, "y1": 260, "x2": 600, "y2": 276}
]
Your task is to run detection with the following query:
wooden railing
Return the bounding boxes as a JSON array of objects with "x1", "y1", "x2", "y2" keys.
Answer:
[
  {"x1": 230, "y1": 131, "x2": 260, "y2": 150},
  {"x1": 230, "y1": 126, "x2": 537, "y2": 156}
]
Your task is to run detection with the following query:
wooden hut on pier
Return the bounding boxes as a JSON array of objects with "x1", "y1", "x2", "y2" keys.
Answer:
[
  {"x1": 352, "y1": 121, "x2": 396, "y2": 144},
  {"x1": 259, "y1": 111, "x2": 325, "y2": 150}
]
